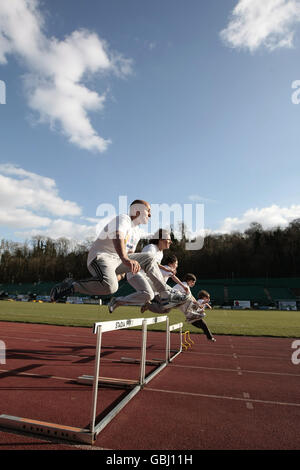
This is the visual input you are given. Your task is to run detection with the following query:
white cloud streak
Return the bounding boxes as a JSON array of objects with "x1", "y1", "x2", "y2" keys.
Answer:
[
  {"x1": 0, "y1": 0, "x2": 132, "y2": 152},
  {"x1": 0, "y1": 163, "x2": 82, "y2": 232},
  {"x1": 220, "y1": 0, "x2": 300, "y2": 52},
  {"x1": 2, "y1": 164, "x2": 299, "y2": 241},
  {"x1": 15, "y1": 219, "x2": 97, "y2": 242},
  {"x1": 217, "y1": 204, "x2": 300, "y2": 233}
]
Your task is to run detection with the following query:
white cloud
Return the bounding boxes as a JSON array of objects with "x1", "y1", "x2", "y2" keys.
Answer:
[
  {"x1": 16, "y1": 219, "x2": 97, "y2": 242},
  {"x1": 0, "y1": 163, "x2": 111, "y2": 242},
  {"x1": 0, "y1": 163, "x2": 81, "y2": 217},
  {"x1": 220, "y1": 0, "x2": 300, "y2": 52},
  {"x1": 0, "y1": 163, "x2": 82, "y2": 231},
  {"x1": 217, "y1": 204, "x2": 300, "y2": 233},
  {"x1": 0, "y1": 0, "x2": 132, "y2": 152},
  {"x1": 0, "y1": 207, "x2": 50, "y2": 229}
]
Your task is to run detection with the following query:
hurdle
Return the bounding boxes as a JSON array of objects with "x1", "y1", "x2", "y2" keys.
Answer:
[
  {"x1": 80, "y1": 315, "x2": 170, "y2": 438},
  {"x1": 0, "y1": 315, "x2": 182, "y2": 445},
  {"x1": 120, "y1": 321, "x2": 183, "y2": 365},
  {"x1": 182, "y1": 330, "x2": 194, "y2": 351},
  {"x1": 168, "y1": 322, "x2": 183, "y2": 362}
]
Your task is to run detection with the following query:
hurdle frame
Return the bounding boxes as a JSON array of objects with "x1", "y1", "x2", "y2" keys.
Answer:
[
  {"x1": 168, "y1": 322, "x2": 183, "y2": 362},
  {"x1": 0, "y1": 315, "x2": 183, "y2": 445},
  {"x1": 88, "y1": 315, "x2": 169, "y2": 438}
]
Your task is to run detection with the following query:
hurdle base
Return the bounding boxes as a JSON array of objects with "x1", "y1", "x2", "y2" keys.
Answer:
[
  {"x1": 77, "y1": 375, "x2": 139, "y2": 389},
  {"x1": 169, "y1": 350, "x2": 181, "y2": 362},
  {"x1": 0, "y1": 414, "x2": 94, "y2": 445}
]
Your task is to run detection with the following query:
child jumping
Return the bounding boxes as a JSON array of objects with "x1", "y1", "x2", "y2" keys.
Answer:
[{"x1": 172, "y1": 283, "x2": 216, "y2": 342}]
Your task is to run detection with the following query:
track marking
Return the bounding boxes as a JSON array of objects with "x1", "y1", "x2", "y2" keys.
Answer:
[
  {"x1": 171, "y1": 363, "x2": 300, "y2": 377},
  {"x1": 0, "y1": 367, "x2": 72, "y2": 381},
  {"x1": 243, "y1": 392, "x2": 254, "y2": 410},
  {"x1": 176, "y1": 350, "x2": 291, "y2": 360},
  {"x1": 145, "y1": 387, "x2": 300, "y2": 408},
  {"x1": 0, "y1": 356, "x2": 300, "y2": 380},
  {"x1": 0, "y1": 334, "x2": 95, "y2": 347},
  {"x1": 2, "y1": 359, "x2": 299, "y2": 380}
]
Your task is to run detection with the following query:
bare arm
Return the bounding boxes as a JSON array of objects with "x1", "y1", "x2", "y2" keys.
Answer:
[
  {"x1": 158, "y1": 264, "x2": 175, "y2": 274},
  {"x1": 113, "y1": 234, "x2": 140, "y2": 274},
  {"x1": 171, "y1": 275, "x2": 189, "y2": 294}
]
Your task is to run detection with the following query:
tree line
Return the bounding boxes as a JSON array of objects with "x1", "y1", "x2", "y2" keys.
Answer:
[{"x1": 1, "y1": 219, "x2": 300, "y2": 284}]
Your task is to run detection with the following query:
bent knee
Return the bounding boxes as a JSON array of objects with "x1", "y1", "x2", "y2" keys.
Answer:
[
  {"x1": 101, "y1": 280, "x2": 119, "y2": 295},
  {"x1": 140, "y1": 253, "x2": 157, "y2": 271},
  {"x1": 142, "y1": 291, "x2": 155, "y2": 303}
]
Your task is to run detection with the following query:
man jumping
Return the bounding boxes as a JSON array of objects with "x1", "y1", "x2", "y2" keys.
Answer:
[{"x1": 50, "y1": 199, "x2": 189, "y2": 309}]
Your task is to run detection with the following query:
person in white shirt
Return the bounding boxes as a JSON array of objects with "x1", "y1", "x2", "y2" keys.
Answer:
[
  {"x1": 159, "y1": 255, "x2": 188, "y2": 290},
  {"x1": 173, "y1": 283, "x2": 215, "y2": 342},
  {"x1": 108, "y1": 230, "x2": 189, "y2": 312},
  {"x1": 50, "y1": 201, "x2": 189, "y2": 309},
  {"x1": 140, "y1": 258, "x2": 191, "y2": 314},
  {"x1": 142, "y1": 273, "x2": 216, "y2": 342}
]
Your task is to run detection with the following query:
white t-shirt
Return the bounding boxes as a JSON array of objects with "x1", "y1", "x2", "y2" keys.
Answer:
[
  {"x1": 172, "y1": 281, "x2": 191, "y2": 294},
  {"x1": 145, "y1": 244, "x2": 164, "y2": 263},
  {"x1": 127, "y1": 243, "x2": 163, "y2": 280},
  {"x1": 159, "y1": 265, "x2": 175, "y2": 283},
  {"x1": 87, "y1": 214, "x2": 141, "y2": 265}
]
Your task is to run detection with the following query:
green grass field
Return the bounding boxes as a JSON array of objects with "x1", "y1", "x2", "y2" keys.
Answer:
[{"x1": 0, "y1": 300, "x2": 299, "y2": 337}]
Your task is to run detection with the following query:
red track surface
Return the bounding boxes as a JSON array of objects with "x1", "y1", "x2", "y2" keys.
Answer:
[{"x1": 0, "y1": 321, "x2": 299, "y2": 451}]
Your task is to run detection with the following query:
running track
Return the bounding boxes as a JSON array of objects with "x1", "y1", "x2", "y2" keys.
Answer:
[{"x1": 0, "y1": 321, "x2": 299, "y2": 451}]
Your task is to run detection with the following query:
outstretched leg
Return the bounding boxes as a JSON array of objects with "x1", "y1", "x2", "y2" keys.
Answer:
[{"x1": 191, "y1": 319, "x2": 216, "y2": 341}]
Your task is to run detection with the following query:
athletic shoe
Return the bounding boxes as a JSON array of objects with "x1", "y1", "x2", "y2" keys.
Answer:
[
  {"x1": 50, "y1": 278, "x2": 74, "y2": 302},
  {"x1": 209, "y1": 337, "x2": 216, "y2": 342},
  {"x1": 159, "y1": 290, "x2": 189, "y2": 309},
  {"x1": 141, "y1": 301, "x2": 151, "y2": 314},
  {"x1": 108, "y1": 297, "x2": 118, "y2": 313}
]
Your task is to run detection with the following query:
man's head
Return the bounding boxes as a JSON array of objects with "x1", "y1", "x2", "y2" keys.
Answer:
[{"x1": 129, "y1": 200, "x2": 151, "y2": 225}]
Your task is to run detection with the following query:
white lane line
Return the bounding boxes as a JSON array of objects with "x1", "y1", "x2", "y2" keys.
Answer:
[
  {"x1": 0, "y1": 334, "x2": 95, "y2": 347},
  {"x1": 183, "y1": 351, "x2": 291, "y2": 361},
  {"x1": 0, "y1": 333, "x2": 291, "y2": 360},
  {"x1": 145, "y1": 387, "x2": 300, "y2": 408},
  {"x1": 0, "y1": 368, "x2": 72, "y2": 381},
  {"x1": 171, "y1": 364, "x2": 300, "y2": 377}
]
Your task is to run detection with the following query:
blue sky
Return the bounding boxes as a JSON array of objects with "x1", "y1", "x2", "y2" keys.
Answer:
[{"x1": 1, "y1": 0, "x2": 300, "y2": 244}]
